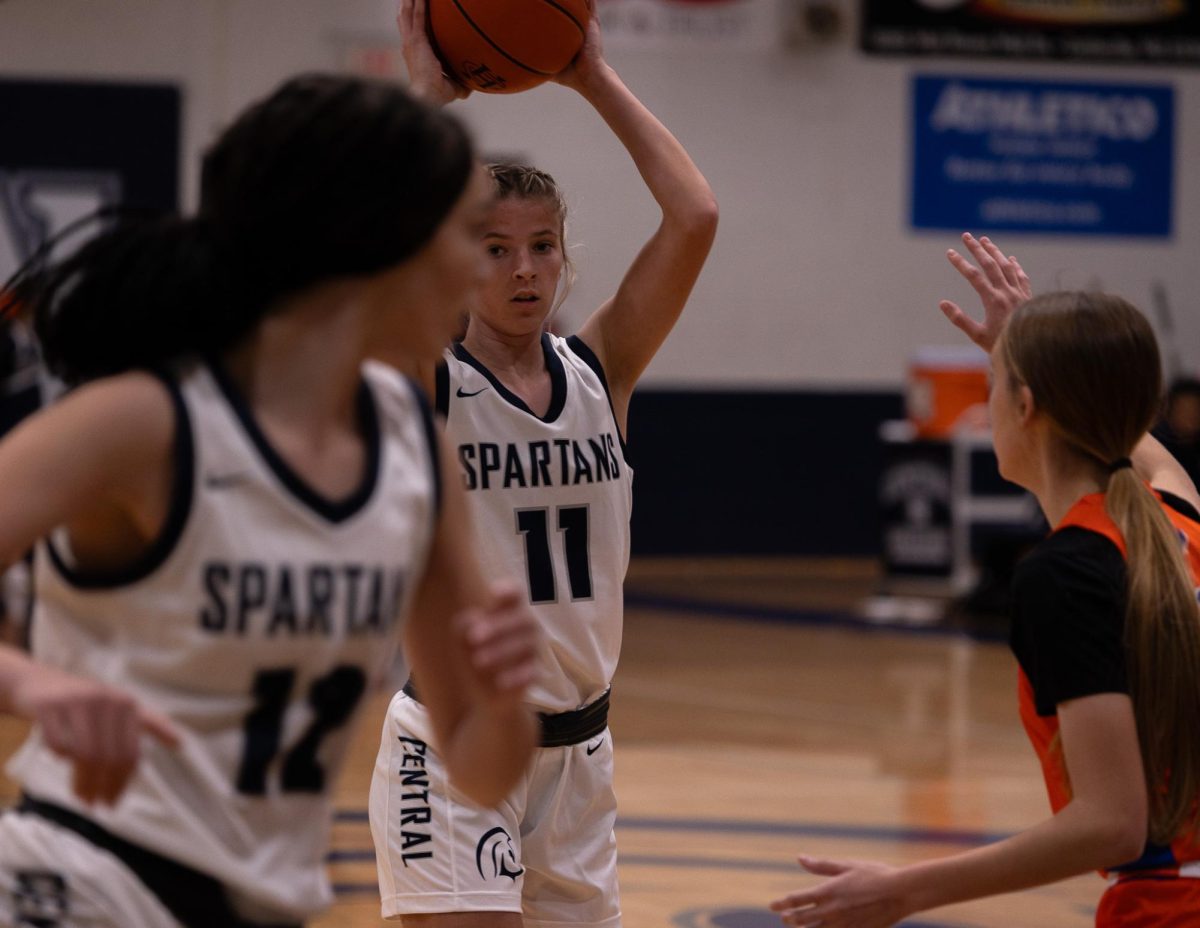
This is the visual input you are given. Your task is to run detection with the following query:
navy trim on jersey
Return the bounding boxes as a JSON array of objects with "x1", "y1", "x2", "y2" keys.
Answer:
[
  {"x1": 565, "y1": 334, "x2": 628, "y2": 459},
  {"x1": 451, "y1": 332, "x2": 568, "y2": 423},
  {"x1": 18, "y1": 795, "x2": 302, "y2": 928},
  {"x1": 207, "y1": 358, "x2": 381, "y2": 525},
  {"x1": 434, "y1": 361, "x2": 450, "y2": 418},
  {"x1": 408, "y1": 377, "x2": 443, "y2": 520},
  {"x1": 45, "y1": 370, "x2": 195, "y2": 590}
]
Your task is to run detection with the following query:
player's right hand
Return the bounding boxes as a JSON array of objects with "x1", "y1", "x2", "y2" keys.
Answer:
[
  {"x1": 939, "y1": 232, "x2": 1032, "y2": 353},
  {"x1": 397, "y1": 0, "x2": 471, "y2": 107},
  {"x1": 10, "y1": 665, "x2": 181, "y2": 806}
]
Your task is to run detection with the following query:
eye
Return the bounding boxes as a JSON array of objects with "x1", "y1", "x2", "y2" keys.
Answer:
[
  {"x1": 486, "y1": 245, "x2": 506, "y2": 257},
  {"x1": 533, "y1": 241, "x2": 557, "y2": 254}
]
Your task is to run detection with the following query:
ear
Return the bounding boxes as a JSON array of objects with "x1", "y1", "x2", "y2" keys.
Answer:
[{"x1": 1016, "y1": 384, "x2": 1038, "y2": 426}]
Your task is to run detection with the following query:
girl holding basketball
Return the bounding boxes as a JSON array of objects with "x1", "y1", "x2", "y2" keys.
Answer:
[
  {"x1": 0, "y1": 75, "x2": 540, "y2": 928},
  {"x1": 369, "y1": 2, "x2": 718, "y2": 926},
  {"x1": 769, "y1": 235, "x2": 1200, "y2": 928}
]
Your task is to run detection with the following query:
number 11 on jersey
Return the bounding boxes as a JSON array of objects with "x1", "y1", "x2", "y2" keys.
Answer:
[{"x1": 515, "y1": 505, "x2": 592, "y2": 604}]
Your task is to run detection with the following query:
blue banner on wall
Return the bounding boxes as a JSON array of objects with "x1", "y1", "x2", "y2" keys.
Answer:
[{"x1": 911, "y1": 75, "x2": 1173, "y2": 237}]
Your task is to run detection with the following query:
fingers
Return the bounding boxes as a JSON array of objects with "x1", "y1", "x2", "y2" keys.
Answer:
[
  {"x1": 41, "y1": 696, "x2": 136, "y2": 805},
  {"x1": 770, "y1": 889, "x2": 830, "y2": 927},
  {"x1": 34, "y1": 683, "x2": 179, "y2": 806},
  {"x1": 945, "y1": 246, "x2": 987, "y2": 296},
  {"x1": 459, "y1": 591, "x2": 541, "y2": 696},
  {"x1": 138, "y1": 705, "x2": 183, "y2": 750},
  {"x1": 938, "y1": 300, "x2": 986, "y2": 349},
  {"x1": 797, "y1": 853, "x2": 849, "y2": 876}
]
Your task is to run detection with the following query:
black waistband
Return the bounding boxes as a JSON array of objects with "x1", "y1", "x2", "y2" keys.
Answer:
[
  {"x1": 402, "y1": 681, "x2": 610, "y2": 748},
  {"x1": 17, "y1": 794, "x2": 302, "y2": 928}
]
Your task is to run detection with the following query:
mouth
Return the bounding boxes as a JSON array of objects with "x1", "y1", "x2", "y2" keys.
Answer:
[{"x1": 511, "y1": 292, "x2": 540, "y2": 304}]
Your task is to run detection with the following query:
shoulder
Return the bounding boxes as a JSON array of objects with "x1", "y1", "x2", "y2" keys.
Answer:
[
  {"x1": 58, "y1": 370, "x2": 177, "y2": 447},
  {"x1": 1012, "y1": 529, "x2": 1129, "y2": 712},
  {"x1": 1014, "y1": 527, "x2": 1125, "y2": 600}
]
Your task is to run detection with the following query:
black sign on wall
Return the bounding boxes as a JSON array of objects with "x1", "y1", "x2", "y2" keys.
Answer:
[
  {"x1": 861, "y1": 0, "x2": 1200, "y2": 65},
  {"x1": 0, "y1": 79, "x2": 181, "y2": 279}
]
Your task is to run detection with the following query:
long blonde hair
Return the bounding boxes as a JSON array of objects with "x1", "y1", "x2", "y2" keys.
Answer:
[{"x1": 999, "y1": 291, "x2": 1200, "y2": 844}]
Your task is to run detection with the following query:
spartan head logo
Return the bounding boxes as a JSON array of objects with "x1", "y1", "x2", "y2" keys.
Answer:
[
  {"x1": 12, "y1": 870, "x2": 69, "y2": 927},
  {"x1": 475, "y1": 826, "x2": 524, "y2": 881}
]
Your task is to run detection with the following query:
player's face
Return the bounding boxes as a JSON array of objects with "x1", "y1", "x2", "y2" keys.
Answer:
[
  {"x1": 372, "y1": 168, "x2": 493, "y2": 363},
  {"x1": 471, "y1": 196, "x2": 564, "y2": 338}
]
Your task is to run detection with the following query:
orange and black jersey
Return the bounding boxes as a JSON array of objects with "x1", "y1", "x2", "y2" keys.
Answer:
[{"x1": 1012, "y1": 488, "x2": 1200, "y2": 875}]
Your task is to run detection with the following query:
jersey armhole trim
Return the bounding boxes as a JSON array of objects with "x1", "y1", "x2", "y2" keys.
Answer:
[
  {"x1": 434, "y1": 361, "x2": 449, "y2": 419},
  {"x1": 565, "y1": 334, "x2": 628, "y2": 459},
  {"x1": 1158, "y1": 488, "x2": 1200, "y2": 524},
  {"x1": 45, "y1": 369, "x2": 196, "y2": 590}
]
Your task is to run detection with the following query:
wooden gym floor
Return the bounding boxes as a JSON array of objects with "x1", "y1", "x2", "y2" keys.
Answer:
[{"x1": 1, "y1": 559, "x2": 1101, "y2": 927}]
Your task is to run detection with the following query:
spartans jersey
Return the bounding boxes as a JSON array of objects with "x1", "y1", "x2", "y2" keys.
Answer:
[
  {"x1": 437, "y1": 333, "x2": 632, "y2": 713},
  {"x1": 6, "y1": 358, "x2": 439, "y2": 922}
]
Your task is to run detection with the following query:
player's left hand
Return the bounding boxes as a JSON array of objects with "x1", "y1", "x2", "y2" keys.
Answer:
[
  {"x1": 457, "y1": 582, "x2": 540, "y2": 708},
  {"x1": 769, "y1": 855, "x2": 907, "y2": 928},
  {"x1": 939, "y1": 232, "x2": 1032, "y2": 353},
  {"x1": 552, "y1": 0, "x2": 608, "y2": 91}
]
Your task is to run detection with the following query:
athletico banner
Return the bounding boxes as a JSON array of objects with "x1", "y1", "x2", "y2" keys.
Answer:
[
  {"x1": 862, "y1": 0, "x2": 1200, "y2": 65},
  {"x1": 911, "y1": 75, "x2": 1174, "y2": 237},
  {"x1": 596, "y1": 0, "x2": 778, "y2": 50}
]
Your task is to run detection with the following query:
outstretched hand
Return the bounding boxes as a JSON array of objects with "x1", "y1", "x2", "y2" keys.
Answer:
[
  {"x1": 939, "y1": 233, "x2": 1032, "y2": 353},
  {"x1": 457, "y1": 582, "x2": 540, "y2": 710},
  {"x1": 769, "y1": 854, "x2": 908, "y2": 928},
  {"x1": 10, "y1": 665, "x2": 181, "y2": 806},
  {"x1": 396, "y1": 0, "x2": 470, "y2": 106}
]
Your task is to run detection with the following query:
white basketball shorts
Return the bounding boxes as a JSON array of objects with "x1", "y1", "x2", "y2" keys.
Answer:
[{"x1": 369, "y1": 690, "x2": 621, "y2": 927}]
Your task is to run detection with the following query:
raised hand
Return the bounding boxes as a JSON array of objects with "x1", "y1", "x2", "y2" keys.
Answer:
[
  {"x1": 552, "y1": 0, "x2": 608, "y2": 91},
  {"x1": 10, "y1": 665, "x2": 180, "y2": 806},
  {"x1": 939, "y1": 232, "x2": 1032, "y2": 353},
  {"x1": 769, "y1": 855, "x2": 907, "y2": 928},
  {"x1": 457, "y1": 582, "x2": 540, "y2": 709},
  {"x1": 396, "y1": 0, "x2": 470, "y2": 106}
]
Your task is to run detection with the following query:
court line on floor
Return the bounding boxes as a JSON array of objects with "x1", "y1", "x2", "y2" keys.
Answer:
[
  {"x1": 623, "y1": 592, "x2": 1006, "y2": 643},
  {"x1": 334, "y1": 809, "x2": 1011, "y2": 846}
]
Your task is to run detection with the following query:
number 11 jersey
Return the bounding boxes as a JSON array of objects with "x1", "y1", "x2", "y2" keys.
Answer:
[{"x1": 437, "y1": 333, "x2": 633, "y2": 714}]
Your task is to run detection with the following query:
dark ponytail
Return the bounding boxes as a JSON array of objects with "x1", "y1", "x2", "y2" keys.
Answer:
[
  {"x1": 6, "y1": 212, "x2": 249, "y2": 384},
  {"x1": 2, "y1": 73, "x2": 475, "y2": 385}
]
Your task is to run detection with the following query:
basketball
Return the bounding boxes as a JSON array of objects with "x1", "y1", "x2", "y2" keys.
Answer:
[{"x1": 427, "y1": 0, "x2": 591, "y2": 94}]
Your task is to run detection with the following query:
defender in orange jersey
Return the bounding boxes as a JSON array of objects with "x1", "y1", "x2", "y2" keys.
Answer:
[{"x1": 770, "y1": 235, "x2": 1200, "y2": 928}]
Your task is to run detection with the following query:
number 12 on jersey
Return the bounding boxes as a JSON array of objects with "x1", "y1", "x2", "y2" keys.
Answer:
[{"x1": 516, "y1": 505, "x2": 592, "y2": 603}]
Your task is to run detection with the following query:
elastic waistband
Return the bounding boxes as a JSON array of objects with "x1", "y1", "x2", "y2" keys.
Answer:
[
  {"x1": 402, "y1": 681, "x2": 610, "y2": 747},
  {"x1": 17, "y1": 795, "x2": 301, "y2": 928}
]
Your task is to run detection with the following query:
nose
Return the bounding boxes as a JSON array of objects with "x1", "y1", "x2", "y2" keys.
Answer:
[{"x1": 513, "y1": 248, "x2": 537, "y2": 280}]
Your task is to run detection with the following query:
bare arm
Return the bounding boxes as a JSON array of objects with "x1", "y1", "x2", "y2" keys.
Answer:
[
  {"x1": 770, "y1": 693, "x2": 1147, "y2": 927},
  {"x1": 1134, "y1": 432, "x2": 1200, "y2": 512},
  {"x1": 566, "y1": 8, "x2": 718, "y2": 430},
  {"x1": 403, "y1": 430, "x2": 539, "y2": 806},
  {"x1": 0, "y1": 373, "x2": 182, "y2": 803}
]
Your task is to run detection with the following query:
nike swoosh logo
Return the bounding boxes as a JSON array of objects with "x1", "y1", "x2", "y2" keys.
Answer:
[
  {"x1": 586, "y1": 738, "x2": 604, "y2": 756},
  {"x1": 205, "y1": 472, "x2": 250, "y2": 489},
  {"x1": 456, "y1": 386, "x2": 489, "y2": 398}
]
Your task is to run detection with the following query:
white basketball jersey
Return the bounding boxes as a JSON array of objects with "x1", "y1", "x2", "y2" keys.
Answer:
[
  {"x1": 6, "y1": 359, "x2": 438, "y2": 921},
  {"x1": 437, "y1": 333, "x2": 632, "y2": 713}
]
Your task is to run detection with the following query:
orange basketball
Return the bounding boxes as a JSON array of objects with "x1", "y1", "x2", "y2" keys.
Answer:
[{"x1": 427, "y1": 0, "x2": 590, "y2": 94}]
